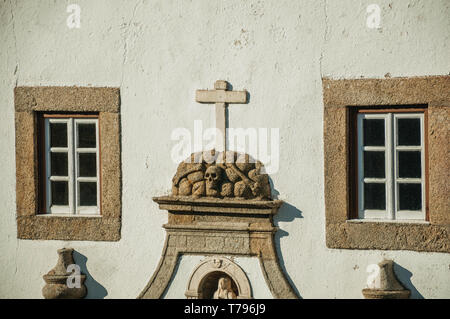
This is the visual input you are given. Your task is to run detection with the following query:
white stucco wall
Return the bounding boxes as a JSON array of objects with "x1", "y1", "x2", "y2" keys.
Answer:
[{"x1": 0, "y1": 0, "x2": 449, "y2": 299}]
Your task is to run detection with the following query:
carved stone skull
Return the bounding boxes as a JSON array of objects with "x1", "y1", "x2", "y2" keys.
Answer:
[{"x1": 205, "y1": 165, "x2": 222, "y2": 196}]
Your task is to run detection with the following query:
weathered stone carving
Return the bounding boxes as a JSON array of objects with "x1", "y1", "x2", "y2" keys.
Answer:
[
  {"x1": 42, "y1": 248, "x2": 87, "y2": 299},
  {"x1": 139, "y1": 151, "x2": 298, "y2": 299},
  {"x1": 214, "y1": 277, "x2": 237, "y2": 299},
  {"x1": 172, "y1": 150, "x2": 271, "y2": 200},
  {"x1": 205, "y1": 165, "x2": 222, "y2": 197},
  {"x1": 139, "y1": 194, "x2": 299, "y2": 299},
  {"x1": 362, "y1": 259, "x2": 410, "y2": 299}
]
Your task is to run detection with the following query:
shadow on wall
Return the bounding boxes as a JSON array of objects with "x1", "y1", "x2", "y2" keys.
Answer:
[
  {"x1": 394, "y1": 262, "x2": 424, "y2": 299},
  {"x1": 273, "y1": 202, "x2": 304, "y2": 299},
  {"x1": 73, "y1": 251, "x2": 108, "y2": 299},
  {"x1": 268, "y1": 176, "x2": 279, "y2": 200},
  {"x1": 268, "y1": 177, "x2": 303, "y2": 298}
]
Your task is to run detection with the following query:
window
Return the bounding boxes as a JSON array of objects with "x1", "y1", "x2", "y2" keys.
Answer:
[
  {"x1": 43, "y1": 115, "x2": 100, "y2": 215},
  {"x1": 15, "y1": 86, "x2": 121, "y2": 241},
  {"x1": 323, "y1": 76, "x2": 450, "y2": 253},
  {"x1": 356, "y1": 110, "x2": 427, "y2": 221}
]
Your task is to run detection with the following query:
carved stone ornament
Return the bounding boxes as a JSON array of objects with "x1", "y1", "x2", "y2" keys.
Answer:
[
  {"x1": 172, "y1": 150, "x2": 271, "y2": 200},
  {"x1": 214, "y1": 277, "x2": 237, "y2": 299},
  {"x1": 42, "y1": 248, "x2": 87, "y2": 299},
  {"x1": 185, "y1": 257, "x2": 250, "y2": 299},
  {"x1": 138, "y1": 151, "x2": 298, "y2": 299},
  {"x1": 362, "y1": 259, "x2": 411, "y2": 299},
  {"x1": 139, "y1": 81, "x2": 297, "y2": 299}
]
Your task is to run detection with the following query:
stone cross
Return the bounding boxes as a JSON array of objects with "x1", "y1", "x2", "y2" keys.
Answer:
[{"x1": 196, "y1": 80, "x2": 247, "y2": 152}]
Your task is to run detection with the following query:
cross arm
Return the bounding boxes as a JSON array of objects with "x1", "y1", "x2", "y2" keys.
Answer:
[{"x1": 195, "y1": 90, "x2": 247, "y2": 104}]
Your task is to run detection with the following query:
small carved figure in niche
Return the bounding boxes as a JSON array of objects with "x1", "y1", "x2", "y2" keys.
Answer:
[{"x1": 213, "y1": 277, "x2": 237, "y2": 299}]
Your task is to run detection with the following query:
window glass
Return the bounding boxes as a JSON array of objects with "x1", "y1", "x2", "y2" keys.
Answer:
[
  {"x1": 397, "y1": 118, "x2": 420, "y2": 146},
  {"x1": 51, "y1": 181, "x2": 69, "y2": 205},
  {"x1": 50, "y1": 152, "x2": 68, "y2": 176},
  {"x1": 398, "y1": 151, "x2": 421, "y2": 178},
  {"x1": 78, "y1": 123, "x2": 96, "y2": 148},
  {"x1": 363, "y1": 151, "x2": 385, "y2": 178},
  {"x1": 398, "y1": 183, "x2": 422, "y2": 210},
  {"x1": 79, "y1": 182, "x2": 97, "y2": 206},
  {"x1": 50, "y1": 123, "x2": 67, "y2": 147},
  {"x1": 78, "y1": 153, "x2": 97, "y2": 177},
  {"x1": 364, "y1": 183, "x2": 386, "y2": 210},
  {"x1": 363, "y1": 119, "x2": 385, "y2": 146}
]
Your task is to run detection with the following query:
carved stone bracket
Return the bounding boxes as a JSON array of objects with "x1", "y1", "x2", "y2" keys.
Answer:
[
  {"x1": 362, "y1": 259, "x2": 411, "y2": 299},
  {"x1": 42, "y1": 248, "x2": 87, "y2": 299},
  {"x1": 138, "y1": 196, "x2": 298, "y2": 299}
]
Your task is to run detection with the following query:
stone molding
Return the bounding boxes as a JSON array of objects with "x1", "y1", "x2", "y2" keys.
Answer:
[
  {"x1": 154, "y1": 196, "x2": 283, "y2": 215},
  {"x1": 138, "y1": 196, "x2": 298, "y2": 299},
  {"x1": 14, "y1": 86, "x2": 121, "y2": 241},
  {"x1": 323, "y1": 76, "x2": 450, "y2": 252},
  {"x1": 185, "y1": 257, "x2": 252, "y2": 299},
  {"x1": 14, "y1": 86, "x2": 120, "y2": 113}
]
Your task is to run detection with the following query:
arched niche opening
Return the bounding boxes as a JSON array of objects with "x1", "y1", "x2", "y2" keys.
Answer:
[
  {"x1": 185, "y1": 257, "x2": 252, "y2": 299},
  {"x1": 199, "y1": 271, "x2": 238, "y2": 299}
]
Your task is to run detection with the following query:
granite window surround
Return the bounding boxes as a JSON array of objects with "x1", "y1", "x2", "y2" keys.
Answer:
[
  {"x1": 15, "y1": 86, "x2": 121, "y2": 241},
  {"x1": 323, "y1": 76, "x2": 449, "y2": 253}
]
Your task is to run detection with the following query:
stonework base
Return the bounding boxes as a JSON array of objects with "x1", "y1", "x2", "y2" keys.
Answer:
[
  {"x1": 138, "y1": 197, "x2": 298, "y2": 299},
  {"x1": 362, "y1": 289, "x2": 410, "y2": 299}
]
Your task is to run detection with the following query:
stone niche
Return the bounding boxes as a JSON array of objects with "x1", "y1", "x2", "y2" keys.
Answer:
[
  {"x1": 138, "y1": 150, "x2": 298, "y2": 299},
  {"x1": 185, "y1": 257, "x2": 251, "y2": 299}
]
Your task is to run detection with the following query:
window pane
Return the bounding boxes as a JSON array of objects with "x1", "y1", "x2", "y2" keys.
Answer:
[
  {"x1": 78, "y1": 123, "x2": 96, "y2": 148},
  {"x1": 50, "y1": 123, "x2": 67, "y2": 147},
  {"x1": 363, "y1": 119, "x2": 385, "y2": 146},
  {"x1": 364, "y1": 151, "x2": 385, "y2": 178},
  {"x1": 398, "y1": 151, "x2": 421, "y2": 178},
  {"x1": 364, "y1": 183, "x2": 386, "y2": 210},
  {"x1": 399, "y1": 183, "x2": 422, "y2": 210},
  {"x1": 398, "y1": 118, "x2": 420, "y2": 146},
  {"x1": 79, "y1": 182, "x2": 97, "y2": 206},
  {"x1": 50, "y1": 152, "x2": 68, "y2": 176},
  {"x1": 51, "y1": 181, "x2": 68, "y2": 205},
  {"x1": 78, "y1": 153, "x2": 97, "y2": 177}
]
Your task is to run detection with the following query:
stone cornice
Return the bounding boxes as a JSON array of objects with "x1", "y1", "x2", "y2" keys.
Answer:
[{"x1": 153, "y1": 196, "x2": 284, "y2": 215}]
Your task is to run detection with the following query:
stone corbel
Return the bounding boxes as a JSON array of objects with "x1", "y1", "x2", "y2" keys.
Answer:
[
  {"x1": 42, "y1": 248, "x2": 87, "y2": 299},
  {"x1": 362, "y1": 259, "x2": 410, "y2": 299}
]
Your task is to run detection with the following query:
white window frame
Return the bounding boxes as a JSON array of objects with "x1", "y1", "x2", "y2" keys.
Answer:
[
  {"x1": 357, "y1": 112, "x2": 425, "y2": 221},
  {"x1": 44, "y1": 117, "x2": 100, "y2": 215}
]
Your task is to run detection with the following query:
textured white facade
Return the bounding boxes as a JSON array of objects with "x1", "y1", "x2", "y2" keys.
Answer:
[{"x1": 0, "y1": 0, "x2": 449, "y2": 298}]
